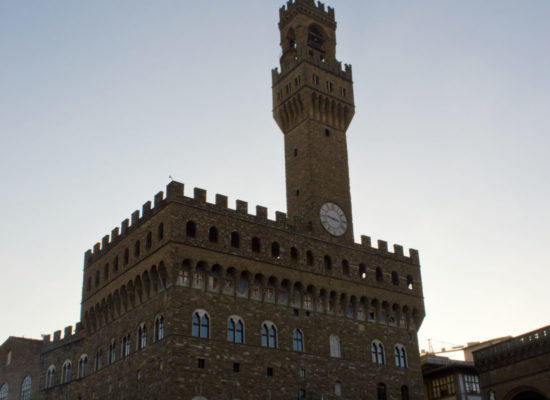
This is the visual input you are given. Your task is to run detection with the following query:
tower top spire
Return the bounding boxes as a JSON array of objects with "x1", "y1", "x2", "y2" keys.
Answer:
[{"x1": 279, "y1": 0, "x2": 335, "y2": 30}]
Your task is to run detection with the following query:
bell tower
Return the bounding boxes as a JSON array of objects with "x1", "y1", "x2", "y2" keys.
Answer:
[{"x1": 272, "y1": 0, "x2": 355, "y2": 242}]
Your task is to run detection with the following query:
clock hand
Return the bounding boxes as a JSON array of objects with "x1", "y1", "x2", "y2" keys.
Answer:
[{"x1": 327, "y1": 215, "x2": 339, "y2": 222}]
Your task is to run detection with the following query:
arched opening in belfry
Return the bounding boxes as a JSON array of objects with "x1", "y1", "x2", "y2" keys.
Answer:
[
  {"x1": 286, "y1": 28, "x2": 296, "y2": 51},
  {"x1": 307, "y1": 24, "x2": 325, "y2": 51}
]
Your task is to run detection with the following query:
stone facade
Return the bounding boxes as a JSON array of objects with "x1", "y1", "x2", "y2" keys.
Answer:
[
  {"x1": 473, "y1": 325, "x2": 550, "y2": 400},
  {"x1": 0, "y1": 1, "x2": 426, "y2": 399}
]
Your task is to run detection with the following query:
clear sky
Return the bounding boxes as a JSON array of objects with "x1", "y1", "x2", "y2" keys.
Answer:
[{"x1": 1, "y1": 1, "x2": 549, "y2": 353}]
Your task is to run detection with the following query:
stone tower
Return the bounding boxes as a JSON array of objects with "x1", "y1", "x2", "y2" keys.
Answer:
[{"x1": 272, "y1": 0, "x2": 355, "y2": 242}]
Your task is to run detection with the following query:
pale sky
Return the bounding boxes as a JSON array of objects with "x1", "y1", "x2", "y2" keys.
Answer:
[{"x1": 1, "y1": 1, "x2": 549, "y2": 353}]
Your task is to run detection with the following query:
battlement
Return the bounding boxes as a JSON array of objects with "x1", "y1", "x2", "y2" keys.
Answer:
[
  {"x1": 42, "y1": 323, "x2": 83, "y2": 345},
  {"x1": 84, "y1": 181, "x2": 420, "y2": 267},
  {"x1": 279, "y1": 0, "x2": 335, "y2": 29}
]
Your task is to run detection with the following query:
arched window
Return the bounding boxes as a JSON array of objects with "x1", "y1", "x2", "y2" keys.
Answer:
[
  {"x1": 137, "y1": 324, "x2": 147, "y2": 349},
  {"x1": 146, "y1": 231, "x2": 152, "y2": 250},
  {"x1": 329, "y1": 335, "x2": 341, "y2": 358},
  {"x1": 19, "y1": 376, "x2": 31, "y2": 400},
  {"x1": 252, "y1": 237, "x2": 261, "y2": 253},
  {"x1": 391, "y1": 271, "x2": 399, "y2": 286},
  {"x1": 230, "y1": 232, "x2": 240, "y2": 248},
  {"x1": 154, "y1": 315, "x2": 164, "y2": 342},
  {"x1": 113, "y1": 256, "x2": 119, "y2": 272},
  {"x1": 290, "y1": 247, "x2": 298, "y2": 262},
  {"x1": 377, "y1": 383, "x2": 387, "y2": 400},
  {"x1": 121, "y1": 334, "x2": 130, "y2": 358},
  {"x1": 104, "y1": 263, "x2": 109, "y2": 280},
  {"x1": 324, "y1": 255, "x2": 332, "y2": 270},
  {"x1": 376, "y1": 267, "x2": 383, "y2": 282},
  {"x1": 158, "y1": 223, "x2": 164, "y2": 240},
  {"x1": 94, "y1": 349, "x2": 102, "y2": 371},
  {"x1": 293, "y1": 329, "x2": 304, "y2": 352},
  {"x1": 306, "y1": 251, "x2": 314, "y2": 266},
  {"x1": 108, "y1": 339, "x2": 116, "y2": 364},
  {"x1": 45, "y1": 365, "x2": 55, "y2": 389},
  {"x1": 271, "y1": 242, "x2": 280, "y2": 258},
  {"x1": 227, "y1": 316, "x2": 244, "y2": 344},
  {"x1": 334, "y1": 381, "x2": 342, "y2": 397},
  {"x1": 124, "y1": 248, "x2": 129, "y2": 265},
  {"x1": 61, "y1": 360, "x2": 71, "y2": 384},
  {"x1": 359, "y1": 264, "x2": 367, "y2": 279},
  {"x1": 371, "y1": 340, "x2": 385, "y2": 364},
  {"x1": 401, "y1": 385, "x2": 410, "y2": 400},
  {"x1": 87, "y1": 277, "x2": 92, "y2": 292},
  {"x1": 134, "y1": 240, "x2": 141, "y2": 257},
  {"x1": 186, "y1": 220, "x2": 196, "y2": 237},
  {"x1": 342, "y1": 259, "x2": 349, "y2": 275},
  {"x1": 192, "y1": 310, "x2": 210, "y2": 339},
  {"x1": 394, "y1": 344, "x2": 408, "y2": 367},
  {"x1": 77, "y1": 354, "x2": 88, "y2": 378},
  {"x1": 95, "y1": 270, "x2": 100, "y2": 287},
  {"x1": 261, "y1": 322, "x2": 277, "y2": 348},
  {"x1": 407, "y1": 275, "x2": 414, "y2": 290},
  {"x1": 0, "y1": 383, "x2": 7, "y2": 400},
  {"x1": 208, "y1": 227, "x2": 218, "y2": 243},
  {"x1": 307, "y1": 25, "x2": 325, "y2": 51}
]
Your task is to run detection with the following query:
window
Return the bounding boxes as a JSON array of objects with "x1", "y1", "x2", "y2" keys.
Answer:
[
  {"x1": 45, "y1": 365, "x2": 55, "y2": 388},
  {"x1": 342, "y1": 259, "x2": 349, "y2": 275},
  {"x1": 325, "y1": 128, "x2": 330, "y2": 137},
  {"x1": 290, "y1": 247, "x2": 298, "y2": 262},
  {"x1": 113, "y1": 256, "x2": 119, "y2": 272},
  {"x1": 154, "y1": 315, "x2": 164, "y2": 342},
  {"x1": 326, "y1": 81, "x2": 333, "y2": 92},
  {"x1": 286, "y1": 82, "x2": 292, "y2": 93},
  {"x1": 192, "y1": 310, "x2": 210, "y2": 339},
  {"x1": 208, "y1": 227, "x2": 218, "y2": 243},
  {"x1": 377, "y1": 383, "x2": 387, "y2": 400},
  {"x1": 137, "y1": 324, "x2": 147, "y2": 349},
  {"x1": 295, "y1": 75, "x2": 301, "y2": 86},
  {"x1": 61, "y1": 360, "x2": 71, "y2": 384},
  {"x1": 432, "y1": 375, "x2": 456, "y2": 399},
  {"x1": 198, "y1": 359, "x2": 205, "y2": 369},
  {"x1": 124, "y1": 248, "x2": 129, "y2": 265},
  {"x1": 324, "y1": 255, "x2": 332, "y2": 270},
  {"x1": 134, "y1": 240, "x2": 140, "y2": 257},
  {"x1": 186, "y1": 221, "x2": 196, "y2": 237},
  {"x1": 329, "y1": 335, "x2": 341, "y2": 358},
  {"x1": 401, "y1": 385, "x2": 410, "y2": 400},
  {"x1": 293, "y1": 329, "x2": 304, "y2": 352},
  {"x1": 158, "y1": 223, "x2": 164, "y2": 240},
  {"x1": 0, "y1": 383, "x2": 7, "y2": 400},
  {"x1": 359, "y1": 264, "x2": 367, "y2": 279},
  {"x1": 94, "y1": 349, "x2": 102, "y2": 371},
  {"x1": 371, "y1": 340, "x2": 385, "y2": 364},
  {"x1": 5, "y1": 350, "x2": 11, "y2": 366},
  {"x1": 407, "y1": 275, "x2": 414, "y2": 290},
  {"x1": 108, "y1": 339, "x2": 116, "y2": 364},
  {"x1": 233, "y1": 362, "x2": 240, "y2": 373},
  {"x1": 267, "y1": 367, "x2": 273, "y2": 377},
  {"x1": 20, "y1": 376, "x2": 31, "y2": 400},
  {"x1": 146, "y1": 232, "x2": 152, "y2": 250},
  {"x1": 313, "y1": 74, "x2": 319, "y2": 85},
  {"x1": 294, "y1": 148, "x2": 298, "y2": 157},
  {"x1": 299, "y1": 368, "x2": 306, "y2": 378},
  {"x1": 306, "y1": 251, "x2": 314, "y2": 266},
  {"x1": 299, "y1": 389, "x2": 306, "y2": 399},
  {"x1": 261, "y1": 322, "x2": 277, "y2": 348},
  {"x1": 87, "y1": 277, "x2": 92, "y2": 292},
  {"x1": 376, "y1": 267, "x2": 383, "y2": 282},
  {"x1": 271, "y1": 242, "x2": 280, "y2": 258},
  {"x1": 252, "y1": 237, "x2": 261, "y2": 253},
  {"x1": 334, "y1": 381, "x2": 342, "y2": 397},
  {"x1": 77, "y1": 355, "x2": 88, "y2": 378},
  {"x1": 394, "y1": 344, "x2": 407, "y2": 367},
  {"x1": 464, "y1": 375, "x2": 480, "y2": 394},
  {"x1": 392, "y1": 271, "x2": 399, "y2": 286},
  {"x1": 121, "y1": 334, "x2": 131, "y2": 358},
  {"x1": 340, "y1": 87, "x2": 347, "y2": 97},
  {"x1": 95, "y1": 270, "x2": 100, "y2": 287},
  {"x1": 227, "y1": 317, "x2": 244, "y2": 344},
  {"x1": 230, "y1": 232, "x2": 240, "y2": 248}
]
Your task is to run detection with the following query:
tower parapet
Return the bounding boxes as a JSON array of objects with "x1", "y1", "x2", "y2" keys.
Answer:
[{"x1": 279, "y1": 0, "x2": 335, "y2": 30}]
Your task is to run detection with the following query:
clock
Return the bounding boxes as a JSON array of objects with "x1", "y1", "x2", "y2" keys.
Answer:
[{"x1": 319, "y1": 202, "x2": 348, "y2": 236}]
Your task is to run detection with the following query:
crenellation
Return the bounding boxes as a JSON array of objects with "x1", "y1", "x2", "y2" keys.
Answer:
[
  {"x1": 93, "y1": 243, "x2": 100, "y2": 255},
  {"x1": 361, "y1": 235, "x2": 372, "y2": 248},
  {"x1": 53, "y1": 330, "x2": 61, "y2": 342},
  {"x1": 121, "y1": 218, "x2": 130, "y2": 234},
  {"x1": 215, "y1": 194, "x2": 228, "y2": 209},
  {"x1": 111, "y1": 227, "x2": 119, "y2": 241},
  {"x1": 236, "y1": 200, "x2": 248, "y2": 214},
  {"x1": 194, "y1": 187, "x2": 207, "y2": 203},
  {"x1": 409, "y1": 249, "x2": 420, "y2": 265},
  {"x1": 256, "y1": 205, "x2": 268, "y2": 220},
  {"x1": 63, "y1": 326, "x2": 72, "y2": 339},
  {"x1": 153, "y1": 191, "x2": 164, "y2": 207},
  {"x1": 166, "y1": 181, "x2": 184, "y2": 200},
  {"x1": 377, "y1": 239, "x2": 388, "y2": 252},
  {"x1": 275, "y1": 211, "x2": 287, "y2": 225},
  {"x1": 142, "y1": 200, "x2": 152, "y2": 217},
  {"x1": 279, "y1": 0, "x2": 336, "y2": 30},
  {"x1": 131, "y1": 210, "x2": 140, "y2": 226},
  {"x1": 394, "y1": 244, "x2": 404, "y2": 257},
  {"x1": 101, "y1": 235, "x2": 109, "y2": 250},
  {"x1": 42, "y1": 334, "x2": 51, "y2": 343}
]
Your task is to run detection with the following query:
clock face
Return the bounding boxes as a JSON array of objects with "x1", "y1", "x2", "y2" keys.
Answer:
[{"x1": 319, "y1": 202, "x2": 348, "y2": 237}]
